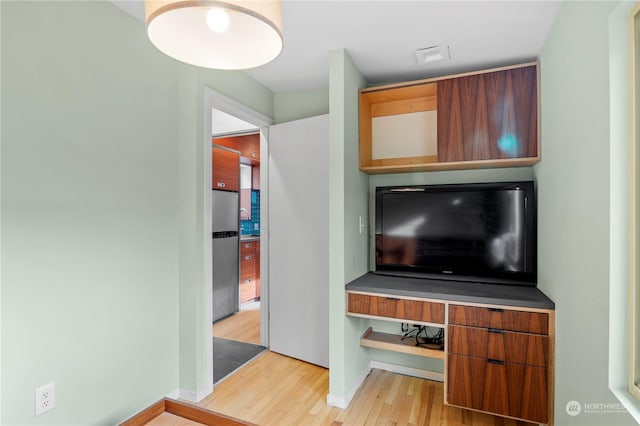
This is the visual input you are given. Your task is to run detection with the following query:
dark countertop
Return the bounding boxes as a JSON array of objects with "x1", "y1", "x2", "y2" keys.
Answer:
[
  {"x1": 346, "y1": 272, "x2": 555, "y2": 310},
  {"x1": 240, "y1": 235, "x2": 260, "y2": 242}
]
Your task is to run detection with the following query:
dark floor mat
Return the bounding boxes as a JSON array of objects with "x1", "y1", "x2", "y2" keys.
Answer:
[{"x1": 213, "y1": 337, "x2": 266, "y2": 383}]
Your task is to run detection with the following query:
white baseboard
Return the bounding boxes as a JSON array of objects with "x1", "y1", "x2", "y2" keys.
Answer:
[
  {"x1": 173, "y1": 385, "x2": 214, "y2": 403},
  {"x1": 326, "y1": 360, "x2": 443, "y2": 409},
  {"x1": 166, "y1": 389, "x2": 180, "y2": 400},
  {"x1": 326, "y1": 393, "x2": 347, "y2": 409},
  {"x1": 326, "y1": 363, "x2": 372, "y2": 409}
]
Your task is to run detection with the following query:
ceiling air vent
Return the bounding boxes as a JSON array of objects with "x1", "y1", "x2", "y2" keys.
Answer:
[{"x1": 414, "y1": 45, "x2": 451, "y2": 65}]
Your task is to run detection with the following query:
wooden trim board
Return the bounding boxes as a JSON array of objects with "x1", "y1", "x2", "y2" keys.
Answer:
[
  {"x1": 361, "y1": 61, "x2": 539, "y2": 94},
  {"x1": 120, "y1": 398, "x2": 255, "y2": 426}
]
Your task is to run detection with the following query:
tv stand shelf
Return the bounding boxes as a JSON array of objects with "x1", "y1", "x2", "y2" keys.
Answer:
[
  {"x1": 360, "y1": 327, "x2": 445, "y2": 360},
  {"x1": 346, "y1": 272, "x2": 555, "y2": 310},
  {"x1": 346, "y1": 272, "x2": 555, "y2": 425}
]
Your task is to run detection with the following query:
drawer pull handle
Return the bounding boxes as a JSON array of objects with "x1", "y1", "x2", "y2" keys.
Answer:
[
  {"x1": 488, "y1": 328, "x2": 505, "y2": 334},
  {"x1": 488, "y1": 308, "x2": 504, "y2": 313},
  {"x1": 385, "y1": 297, "x2": 400, "y2": 301},
  {"x1": 245, "y1": 255, "x2": 252, "y2": 260},
  {"x1": 487, "y1": 359, "x2": 505, "y2": 365}
]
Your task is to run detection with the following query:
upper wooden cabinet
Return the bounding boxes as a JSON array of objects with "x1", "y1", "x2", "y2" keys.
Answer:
[
  {"x1": 212, "y1": 145, "x2": 240, "y2": 191},
  {"x1": 438, "y1": 65, "x2": 538, "y2": 162},
  {"x1": 213, "y1": 133, "x2": 260, "y2": 164},
  {"x1": 359, "y1": 62, "x2": 539, "y2": 174}
]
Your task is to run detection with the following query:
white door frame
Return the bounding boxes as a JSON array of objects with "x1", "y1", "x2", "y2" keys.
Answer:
[{"x1": 204, "y1": 88, "x2": 273, "y2": 386}]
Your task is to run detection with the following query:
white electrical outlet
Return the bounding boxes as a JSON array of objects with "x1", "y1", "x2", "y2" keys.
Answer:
[{"x1": 35, "y1": 382, "x2": 55, "y2": 416}]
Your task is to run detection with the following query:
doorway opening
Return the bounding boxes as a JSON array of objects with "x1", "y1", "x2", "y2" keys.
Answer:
[{"x1": 205, "y1": 89, "x2": 272, "y2": 387}]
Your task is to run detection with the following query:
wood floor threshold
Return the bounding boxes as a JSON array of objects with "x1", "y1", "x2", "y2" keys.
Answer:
[{"x1": 120, "y1": 397, "x2": 255, "y2": 426}]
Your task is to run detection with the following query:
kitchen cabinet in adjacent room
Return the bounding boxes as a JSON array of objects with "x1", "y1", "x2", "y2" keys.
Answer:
[
  {"x1": 213, "y1": 133, "x2": 260, "y2": 163},
  {"x1": 212, "y1": 145, "x2": 240, "y2": 191},
  {"x1": 239, "y1": 240, "x2": 259, "y2": 304}
]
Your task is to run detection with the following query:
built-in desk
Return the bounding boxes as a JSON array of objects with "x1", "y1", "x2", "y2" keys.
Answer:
[{"x1": 345, "y1": 272, "x2": 555, "y2": 425}]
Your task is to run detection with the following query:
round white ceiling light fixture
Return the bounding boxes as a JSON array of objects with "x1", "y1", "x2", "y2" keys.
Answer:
[{"x1": 145, "y1": 1, "x2": 283, "y2": 70}]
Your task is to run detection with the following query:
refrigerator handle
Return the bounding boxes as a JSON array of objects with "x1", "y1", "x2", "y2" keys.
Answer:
[{"x1": 212, "y1": 231, "x2": 239, "y2": 239}]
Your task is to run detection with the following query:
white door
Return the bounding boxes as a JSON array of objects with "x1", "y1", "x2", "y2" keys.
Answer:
[{"x1": 268, "y1": 114, "x2": 329, "y2": 367}]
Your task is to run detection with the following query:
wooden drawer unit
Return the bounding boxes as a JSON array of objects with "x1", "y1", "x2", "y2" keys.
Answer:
[
  {"x1": 241, "y1": 241, "x2": 257, "y2": 251},
  {"x1": 255, "y1": 241, "x2": 261, "y2": 298},
  {"x1": 447, "y1": 354, "x2": 548, "y2": 424},
  {"x1": 239, "y1": 240, "x2": 258, "y2": 303},
  {"x1": 447, "y1": 303, "x2": 551, "y2": 424},
  {"x1": 448, "y1": 325, "x2": 549, "y2": 368},
  {"x1": 344, "y1": 276, "x2": 554, "y2": 425},
  {"x1": 449, "y1": 304, "x2": 548, "y2": 334},
  {"x1": 347, "y1": 292, "x2": 444, "y2": 324}
]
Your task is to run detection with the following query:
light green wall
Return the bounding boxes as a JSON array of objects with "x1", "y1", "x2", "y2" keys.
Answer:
[
  {"x1": 274, "y1": 88, "x2": 329, "y2": 124},
  {"x1": 536, "y1": 1, "x2": 636, "y2": 424},
  {"x1": 328, "y1": 49, "x2": 370, "y2": 400},
  {"x1": 0, "y1": 1, "x2": 276, "y2": 423},
  {"x1": 1, "y1": 2, "x2": 180, "y2": 424}
]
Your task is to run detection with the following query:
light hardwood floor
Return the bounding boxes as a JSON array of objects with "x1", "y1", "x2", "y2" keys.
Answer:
[
  {"x1": 198, "y1": 350, "x2": 534, "y2": 426},
  {"x1": 213, "y1": 303, "x2": 261, "y2": 345}
]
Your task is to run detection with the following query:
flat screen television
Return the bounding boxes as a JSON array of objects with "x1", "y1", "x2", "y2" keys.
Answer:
[{"x1": 375, "y1": 181, "x2": 536, "y2": 286}]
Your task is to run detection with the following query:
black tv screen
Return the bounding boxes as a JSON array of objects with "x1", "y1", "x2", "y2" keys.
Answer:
[{"x1": 375, "y1": 181, "x2": 536, "y2": 285}]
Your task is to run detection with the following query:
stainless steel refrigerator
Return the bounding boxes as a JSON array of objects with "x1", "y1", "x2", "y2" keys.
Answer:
[{"x1": 212, "y1": 189, "x2": 239, "y2": 322}]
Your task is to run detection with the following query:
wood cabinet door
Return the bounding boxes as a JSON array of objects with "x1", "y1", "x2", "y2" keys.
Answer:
[
  {"x1": 212, "y1": 146, "x2": 240, "y2": 191},
  {"x1": 447, "y1": 354, "x2": 548, "y2": 423},
  {"x1": 437, "y1": 65, "x2": 538, "y2": 162}
]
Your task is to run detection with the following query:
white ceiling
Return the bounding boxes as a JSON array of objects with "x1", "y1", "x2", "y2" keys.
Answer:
[
  {"x1": 212, "y1": 108, "x2": 258, "y2": 135},
  {"x1": 112, "y1": 0, "x2": 562, "y2": 93}
]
